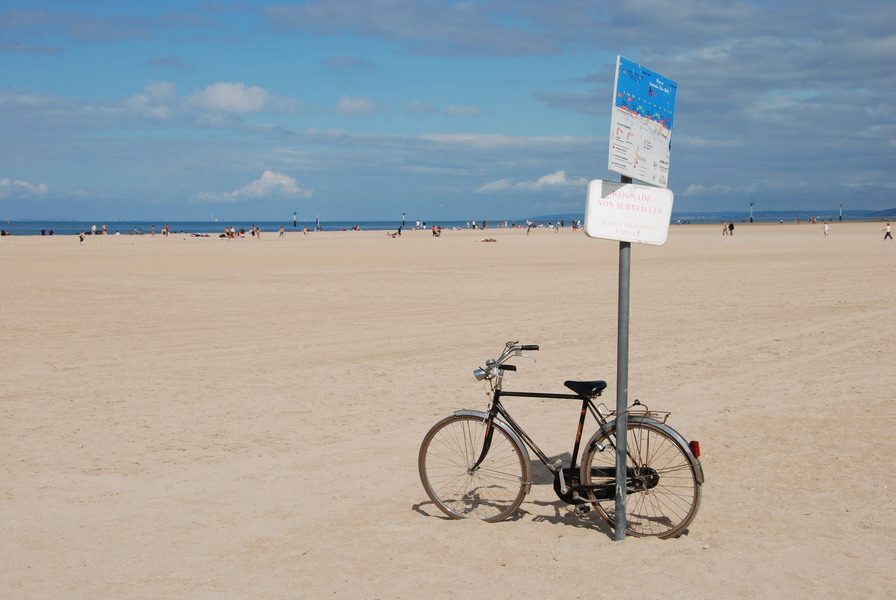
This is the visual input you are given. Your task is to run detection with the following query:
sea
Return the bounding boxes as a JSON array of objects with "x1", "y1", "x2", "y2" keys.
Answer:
[
  {"x1": 0, "y1": 220, "x2": 472, "y2": 236},
  {"x1": 0, "y1": 210, "x2": 889, "y2": 237}
]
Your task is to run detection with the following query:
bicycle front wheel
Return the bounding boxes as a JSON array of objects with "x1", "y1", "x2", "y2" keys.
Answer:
[
  {"x1": 580, "y1": 420, "x2": 701, "y2": 538},
  {"x1": 418, "y1": 414, "x2": 529, "y2": 522}
]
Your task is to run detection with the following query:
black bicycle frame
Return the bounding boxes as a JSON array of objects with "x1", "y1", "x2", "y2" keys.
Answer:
[{"x1": 471, "y1": 389, "x2": 601, "y2": 474}]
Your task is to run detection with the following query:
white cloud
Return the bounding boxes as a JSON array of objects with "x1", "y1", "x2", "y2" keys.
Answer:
[
  {"x1": 193, "y1": 171, "x2": 312, "y2": 203},
  {"x1": 0, "y1": 177, "x2": 49, "y2": 198},
  {"x1": 476, "y1": 178, "x2": 512, "y2": 192},
  {"x1": 422, "y1": 133, "x2": 586, "y2": 148},
  {"x1": 407, "y1": 100, "x2": 439, "y2": 115},
  {"x1": 143, "y1": 81, "x2": 178, "y2": 103},
  {"x1": 476, "y1": 170, "x2": 588, "y2": 193},
  {"x1": 122, "y1": 81, "x2": 296, "y2": 121},
  {"x1": 190, "y1": 82, "x2": 270, "y2": 114},
  {"x1": 126, "y1": 81, "x2": 180, "y2": 119},
  {"x1": 334, "y1": 95, "x2": 378, "y2": 115},
  {"x1": 0, "y1": 90, "x2": 56, "y2": 108},
  {"x1": 673, "y1": 135, "x2": 741, "y2": 149},
  {"x1": 236, "y1": 170, "x2": 307, "y2": 198},
  {"x1": 682, "y1": 183, "x2": 737, "y2": 197},
  {"x1": 523, "y1": 170, "x2": 587, "y2": 189}
]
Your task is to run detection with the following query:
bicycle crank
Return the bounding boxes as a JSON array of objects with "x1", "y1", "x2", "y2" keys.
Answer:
[{"x1": 552, "y1": 468, "x2": 580, "y2": 504}]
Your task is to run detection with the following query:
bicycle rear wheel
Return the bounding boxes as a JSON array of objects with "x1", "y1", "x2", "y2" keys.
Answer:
[
  {"x1": 580, "y1": 420, "x2": 701, "y2": 538},
  {"x1": 419, "y1": 414, "x2": 529, "y2": 522}
]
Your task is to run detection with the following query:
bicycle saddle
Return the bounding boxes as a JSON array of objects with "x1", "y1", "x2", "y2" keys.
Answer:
[{"x1": 564, "y1": 380, "x2": 608, "y2": 398}]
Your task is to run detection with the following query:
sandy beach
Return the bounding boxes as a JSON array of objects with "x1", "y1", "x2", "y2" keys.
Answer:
[{"x1": 2, "y1": 222, "x2": 894, "y2": 599}]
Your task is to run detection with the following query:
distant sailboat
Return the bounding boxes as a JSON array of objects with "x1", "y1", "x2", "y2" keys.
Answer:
[{"x1": 315, "y1": 214, "x2": 322, "y2": 231}]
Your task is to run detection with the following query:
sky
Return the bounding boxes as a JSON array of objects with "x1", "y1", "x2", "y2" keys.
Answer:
[{"x1": 1, "y1": 0, "x2": 894, "y2": 222}]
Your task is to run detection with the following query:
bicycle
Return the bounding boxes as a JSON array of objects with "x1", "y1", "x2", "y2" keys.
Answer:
[{"x1": 418, "y1": 341, "x2": 704, "y2": 538}]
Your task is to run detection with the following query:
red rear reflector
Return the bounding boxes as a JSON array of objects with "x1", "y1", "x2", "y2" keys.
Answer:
[{"x1": 689, "y1": 441, "x2": 701, "y2": 458}]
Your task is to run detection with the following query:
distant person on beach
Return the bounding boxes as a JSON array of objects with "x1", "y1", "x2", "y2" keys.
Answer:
[
  {"x1": 722, "y1": 222, "x2": 729, "y2": 236},
  {"x1": 824, "y1": 223, "x2": 830, "y2": 237},
  {"x1": 728, "y1": 222, "x2": 734, "y2": 236},
  {"x1": 91, "y1": 224, "x2": 97, "y2": 236},
  {"x1": 79, "y1": 231, "x2": 85, "y2": 244},
  {"x1": 279, "y1": 226, "x2": 285, "y2": 238},
  {"x1": 884, "y1": 223, "x2": 893, "y2": 240},
  {"x1": 151, "y1": 225, "x2": 155, "y2": 236}
]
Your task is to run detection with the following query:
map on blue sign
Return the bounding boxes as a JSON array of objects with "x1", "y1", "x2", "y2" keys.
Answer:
[{"x1": 608, "y1": 56, "x2": 678, "y2": 188}]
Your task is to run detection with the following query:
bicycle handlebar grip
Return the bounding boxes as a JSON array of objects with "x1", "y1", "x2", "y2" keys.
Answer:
[
  {"x1": 520, "y1": 345, "x2": 540, "y2": 351},
  {"x1": 499, "y1": 364, "x2": 517, "y2": 371}
]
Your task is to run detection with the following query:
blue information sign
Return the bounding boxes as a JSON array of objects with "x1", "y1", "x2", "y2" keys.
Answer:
[{"x1": 608, "y1": 56, "x2": 678, "y2": 188}]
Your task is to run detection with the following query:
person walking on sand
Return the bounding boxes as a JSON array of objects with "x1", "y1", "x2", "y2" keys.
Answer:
[
  {"x1": 728, "y1": 222, "x2": 734, "y2": 236},
  {"x1": 884, "y1": 223, "x2": 893, "y2": 240},
  {"x1": 722, "y1": 222, "x2": 728, "y2": 236},
  {"x1": 824, "y1": 223, "x2": 830, "y2": 237}
]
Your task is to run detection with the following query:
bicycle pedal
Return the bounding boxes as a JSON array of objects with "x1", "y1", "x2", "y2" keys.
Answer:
[{"x1": 574, "y1": 505, "x2": 591, "y2": 517}]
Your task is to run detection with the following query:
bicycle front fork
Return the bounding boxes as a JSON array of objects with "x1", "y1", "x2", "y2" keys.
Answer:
[{"x1": 469, "y1": 419, "x2": 495, "y2": 473}]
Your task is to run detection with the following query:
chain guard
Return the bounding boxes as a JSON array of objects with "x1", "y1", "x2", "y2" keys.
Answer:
[{"x1": 554, "y1": 466, "x2": 658, "y2": 504}]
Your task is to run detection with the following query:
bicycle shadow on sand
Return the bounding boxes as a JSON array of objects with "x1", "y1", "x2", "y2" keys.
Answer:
[
  {"x1": 413, "y1": 452, "x2": 614, "y2": 536},
  {"x1": 413, "y1": 451, "x2": 695, "y2": 539},
  {"x1": 525, "y1": 453, "x2": 614, "y2": 535}
]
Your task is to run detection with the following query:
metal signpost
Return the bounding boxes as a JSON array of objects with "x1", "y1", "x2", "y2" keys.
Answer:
[{"x1": 587, "y1": 56, "x2": 677, "y2": 541}]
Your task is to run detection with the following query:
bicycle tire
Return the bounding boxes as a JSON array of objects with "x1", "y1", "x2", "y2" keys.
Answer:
[
  {"x1": 579, "y1": 420, "x2": 701, "y2": 538},
  {"x1": 419, "y1": 413, "x2": 529, "y2": 522}
]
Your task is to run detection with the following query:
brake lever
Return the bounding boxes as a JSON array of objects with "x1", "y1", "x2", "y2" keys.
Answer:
[{"x1": 516, "y1": 352, "x2": 537, "y2": 363}]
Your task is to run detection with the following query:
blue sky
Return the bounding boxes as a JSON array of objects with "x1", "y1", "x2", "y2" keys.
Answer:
[{"x1": 1, "y1": 0, "x2": 893, "y2": 221}]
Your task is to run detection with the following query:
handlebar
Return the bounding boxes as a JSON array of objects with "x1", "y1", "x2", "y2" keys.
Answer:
[{"x1": 473, "y1": 342, "x2": 539, "y2": 383}]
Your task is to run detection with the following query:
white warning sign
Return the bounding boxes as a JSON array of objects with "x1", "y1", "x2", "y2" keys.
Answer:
[{"x1": 584, "y1": 179, "x2": 674, "y2": 246}]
